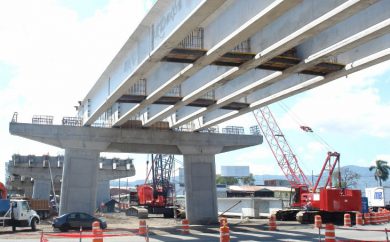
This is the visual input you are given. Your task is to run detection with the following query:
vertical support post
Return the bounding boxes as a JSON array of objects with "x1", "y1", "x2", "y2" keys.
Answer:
[
  {"x1": 96, "y1": 180, "x2": 111, "y2": 208},
  {"x1": 60, "y1": 148, "x2": 100, "y2": 215},
  {"x1": 181, "y1": 146, "x2": 220, "y2": 224},
  {"x1": 32, "y1": 178, "x2": 51, "y2": 200}
]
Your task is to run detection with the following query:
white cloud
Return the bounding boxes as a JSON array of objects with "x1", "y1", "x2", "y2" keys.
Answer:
[
  {"x1": 279, "y1": 60, "x2": 390, "y2": 138},
  {"x1": 0, "y1": 0, "x2": 147, "y2": 182}
]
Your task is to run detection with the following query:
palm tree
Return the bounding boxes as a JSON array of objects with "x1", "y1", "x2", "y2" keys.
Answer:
[{"x1": 369, "y1": 160, "x2": 390, "y2": 186}]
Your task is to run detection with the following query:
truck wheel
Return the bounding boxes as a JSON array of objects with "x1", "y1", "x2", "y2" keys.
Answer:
[{"x1": 31, "y1": 218, "x2": 37, "y2": 231}]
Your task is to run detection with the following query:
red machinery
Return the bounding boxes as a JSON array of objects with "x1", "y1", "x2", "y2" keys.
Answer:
[
  {"x1": 132, "y1": 154, "x2": 176, "y2": 218},
  {"x1": 251, "y1": 106, "x2": 361, "y2": 224},
  {"x1": 0, "y1": 182, "x2": 7, "y2": 199}
]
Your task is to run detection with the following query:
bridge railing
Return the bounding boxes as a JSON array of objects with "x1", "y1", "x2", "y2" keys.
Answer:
[{"x1": 11, "y1": 113, "x2": 255, "y2": 135}]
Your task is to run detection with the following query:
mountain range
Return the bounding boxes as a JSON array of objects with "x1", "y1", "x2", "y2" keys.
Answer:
[{"x1": 110, "y1": 165, "x2": 386, "y2": 193}]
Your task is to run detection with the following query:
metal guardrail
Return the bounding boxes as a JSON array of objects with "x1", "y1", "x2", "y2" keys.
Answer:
[
  {"x1": 12, "y1": 113, "x2": 253, "y2": 135},
  {"x1": 11, "y1": 112, "x2": 18, "y2": 123},
  {"x1": 32, "y1": 115, "x2": 53, "y2": 125},
  {"x1": 222, "y1": 126, "x2": 245, "y2": 135},
  {"x1": 62, "y1": 117, "x2": 83, "y2": 126}
]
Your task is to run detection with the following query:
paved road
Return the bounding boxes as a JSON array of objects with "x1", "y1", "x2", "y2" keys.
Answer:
[{"x1": 1, "y1": 224, "x2": 389, "y2": 241}]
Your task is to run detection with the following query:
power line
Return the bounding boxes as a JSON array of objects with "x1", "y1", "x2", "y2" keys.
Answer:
[{"x1": 278, "y1": 102, "x2": 335, "y2": 152}]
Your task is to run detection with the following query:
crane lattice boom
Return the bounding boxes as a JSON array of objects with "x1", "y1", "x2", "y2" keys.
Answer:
[{"x1": 251, "y1": 106, "x2": 312, "y2": 188}]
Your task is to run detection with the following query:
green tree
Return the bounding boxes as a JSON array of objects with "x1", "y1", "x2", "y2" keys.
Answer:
[
  {"x1": 241, "y1": 173, "x2": 256, "y2": 185},
  {"x1": 332, "y1": 168, "x2": 360, "y2": 188},
  {"x1": 369, "y1": 160, "x2": 390, "y2": 186},
  {"x1": 216, "y1": 175, "x2": 238, "y2": 185}
]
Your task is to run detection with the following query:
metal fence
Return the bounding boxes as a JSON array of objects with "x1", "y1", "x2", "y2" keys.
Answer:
[
  {"x1": 222, "y1": 126, "x2": 245, "y2": 135},
  {"x1": 62, "y1": 117, "x2": 83, "y2": 126},
  {"x1": 32, "y1": 115, "x2": 53, "y2": 125},
  {"x1": 250, "y1": 125, "x2": 261, "y2": 135}
]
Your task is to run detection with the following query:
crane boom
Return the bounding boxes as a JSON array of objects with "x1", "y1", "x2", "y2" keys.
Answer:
[{"x1": 251, "y1": 106, "x2": 312, "y2": 188}]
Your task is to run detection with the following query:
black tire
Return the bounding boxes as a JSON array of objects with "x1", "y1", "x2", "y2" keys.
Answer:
[
  {"x1": 31, "y1": 218, "x2": 37, "y2": 231},
  {"x1": 59, "y1": 226, "x2": 68, "y2": 232}
]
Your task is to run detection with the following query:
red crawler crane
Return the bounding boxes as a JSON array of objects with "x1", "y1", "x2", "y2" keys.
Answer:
[{"x1": 251, "y1": 106, "x2": 361, "y2": 224}]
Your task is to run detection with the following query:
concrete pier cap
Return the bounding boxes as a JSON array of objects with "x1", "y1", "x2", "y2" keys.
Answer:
[{"x1": 9, "y1": 122, "x2": 262, "y2": 223}]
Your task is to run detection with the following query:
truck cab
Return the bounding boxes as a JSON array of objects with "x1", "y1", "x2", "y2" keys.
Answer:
[{"x1": 0, "y1": 199, "x2": 40, "y2": 231}]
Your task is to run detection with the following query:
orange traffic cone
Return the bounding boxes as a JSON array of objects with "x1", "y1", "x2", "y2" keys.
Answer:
[
  {"x1": 220, "y1": 224, "x2": 230, "y2": 242},
  {"x1": 344, "y1": 213, "x2": 351, "y2": 227},
  {"x1": 325, "y1": 223, "x2": 335, "y2": 242},
  {"x1": 138, "y1": 220, "x2": 147, "y2": 235},
  {"x1": 356, "y1": 212, "x2": 363, "y2": 225},
  {"x1": 219, "y1": 217, "x2": 228, "y2": 226},
  {"x1": 92, "y1": 221, "x2": 103, "y2": 242},
  {"x1": 182, "y1": 219, "x2": 190, "y2": 234},
  {"x1": 364, "y1": 213, "x2": 371, "y2": 225},
  {"x1": 314, "y1": 215, "x2": 322, "y2": 229},
  {"x1": 268, "y1": 214, "x2": 277, "y2": 231}
]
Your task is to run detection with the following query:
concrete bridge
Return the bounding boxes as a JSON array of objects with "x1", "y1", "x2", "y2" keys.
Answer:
[
  {"x1": 6, "y1": 154, "x2": 135, "y2": 206},
  {"x1": 9, "y1": 0, "x2": 390, "y2": 224}
]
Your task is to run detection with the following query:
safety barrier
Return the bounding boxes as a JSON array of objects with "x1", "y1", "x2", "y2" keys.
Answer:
[
  {"x1": 219, "y1": 217, "x2": 228, "y2": 226},
  {"x1": 355, "y1": 212, "x2": 363, "y2": 226},
  {"x1": 220, "y1": 224, "x2": 230, "y2": 242},
  {"x1": 325, "y1": 223, "x2": 336, "y2": 242},
  {"x1": 39, "y1": 218, "x2": 390, "y2": 242},
  {"x1": 314, "y1": 215, "x2": 322, "y2": 229},
  {"x1": 364, "y1": 213, "x2": 371, "y2": 225},
  {"x1": 344, "y1": 213, "x2": 351, "y2": 227},
  {"x1": 181, "y1": 219, "x2": 190, "y2": 234},
  {"x1": 139, "y1": 220, "x2": 147, "y2": 235},
  {"x1": 92, "y1": 221, "x2": 103, "y2": 242},
  {"x1": 268, "y1": 214, "x2": 277, "y2": 231}
]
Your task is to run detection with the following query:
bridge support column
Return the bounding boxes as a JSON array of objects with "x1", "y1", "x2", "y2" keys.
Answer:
[
  {"x1": 59, "y1": 148, "x2": 100, "y2": 215},
  {"x1": 96, "y1": 180, "x2": 111, "y2": 207},
  {"x1": 180, "y1": 146, "x2": 222, "y2": 224},
  {"x1": 32, "y1": 178, "x2": 51, "y2": 200}
]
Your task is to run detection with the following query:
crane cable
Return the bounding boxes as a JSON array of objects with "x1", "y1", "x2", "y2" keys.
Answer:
[{"x1": 278, "y1": 102, "x2": 335, "y2": 152}]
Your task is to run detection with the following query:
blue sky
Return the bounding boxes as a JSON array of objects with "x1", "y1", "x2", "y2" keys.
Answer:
[{"x1": 0, "y1": 0, "x2": 389, "y2": 183}]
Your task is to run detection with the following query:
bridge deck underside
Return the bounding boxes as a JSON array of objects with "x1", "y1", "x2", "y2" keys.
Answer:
[{"x1": 116, "y1": 47, "x2": 345, "y2": 128}]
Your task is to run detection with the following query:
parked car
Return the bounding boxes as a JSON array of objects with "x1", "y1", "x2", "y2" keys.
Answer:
[{"x1": 52, "y1": 212, "x2": 107, "y2": 232}]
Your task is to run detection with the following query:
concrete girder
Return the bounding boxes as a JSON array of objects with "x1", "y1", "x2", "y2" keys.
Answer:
[
  {"x1": 114, "y1": 0, "x2": 301, "y2": 127},
  {"x1": 194, "y1": 47, "x2": 390, "y2": 130},
  {"x1": 245, "y1": 33, "x2": 390, "y2": 104},
  {"x1": 296, "y1": 0, "x2": 389, "y2": 60},
  {"x1": 172, "y1": 13, "x2": 390, "y2": 129},
  {"x1": 145, "y1": 67, "x2": 238, "y2": 125},
  {"x1": 141, "y1": 0, "x2": 377, "y2": 128},
  {"x1": 83, "y1": 0, "x2": 226, "y2": 126}
]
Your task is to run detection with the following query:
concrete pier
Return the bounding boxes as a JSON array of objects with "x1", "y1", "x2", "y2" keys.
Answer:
[
  {"x1": 183, "y1": 154, "x2": 218, "y2": 224},
  {"x1": 7, "y1": 154, "x2": 135, "y2": 210},
  {"x1": 32, "y1": 178, "x2": 51, "y2": 200},
  {"x1": 61, "y1": 148, "x2": 99, "y2": 214},
  {"x1": 10, "y1": 122, "x2": 261, "y2": 223}
]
